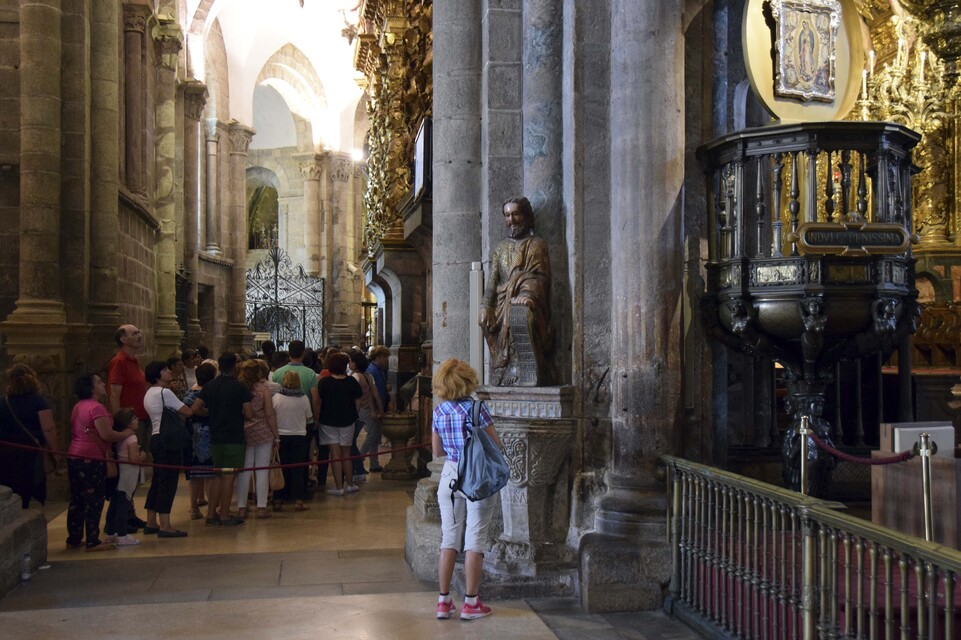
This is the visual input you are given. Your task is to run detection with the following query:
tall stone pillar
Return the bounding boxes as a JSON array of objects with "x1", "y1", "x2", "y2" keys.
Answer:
[
  {"x1": 122, "y1": 4, "x2": 150, "y2": 195},
  {"x1": 430, "y1": 0, "x2": 482, "y2": 366},
  {"x1": 226, "y1": 121, "x2": 255, "y2": 353},
  {"x1": 183, "y1": 81, "x2": 207, "y2": 342},
  {"x1": 579, "y1": 0, "x2": 685, "y2": 612},
  {"x1": 522, "y1": 0, "x2": 564, "y2": 372},
  {"x1": 3, "y1": 0, "x2": 69, "y2": 419},
  {"x1": 297, "y1": 153, "x2": 323, "y2": 275},
  {"x1": 328, "y1": 154, "x2": 354, "y2": 330},
  {"x1": 204, "y1": 119, "x2": 222, "y2": 255},
  {"x1": 152, "y1": 18, "x2": 184, "y2": 358},
  {"x1": 88, "y1": 0, "x2": 122, "y2": 360}
]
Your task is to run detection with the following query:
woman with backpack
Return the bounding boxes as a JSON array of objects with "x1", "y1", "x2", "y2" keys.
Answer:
[{"x1": 431, "y1": 358, "x2": 504, "y2": 621}]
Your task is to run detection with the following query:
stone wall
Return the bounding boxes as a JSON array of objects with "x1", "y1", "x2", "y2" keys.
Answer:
[
  {"x1": 118, "y1": 204, "x2": 159, "y2": 358},
  {"x1": 0, "y1": 487, "x2": 46, "y2": 599}
]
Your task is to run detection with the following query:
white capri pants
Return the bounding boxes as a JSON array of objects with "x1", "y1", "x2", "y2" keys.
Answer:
[{"x1": 437, "y1": 459, "x2": 497, "y2": 554}]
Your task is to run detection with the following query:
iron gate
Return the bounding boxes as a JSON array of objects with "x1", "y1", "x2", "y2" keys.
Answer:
[{"x1": 245, "y1": 247, "x2": 326, "y2": 348}]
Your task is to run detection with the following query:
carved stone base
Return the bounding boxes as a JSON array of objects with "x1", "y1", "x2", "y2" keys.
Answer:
[
  {"x1": 475, "y1": 385, "x2": 575, "y2": 595},
  {"x1": 0, "y1": 487, "x2": 47, "y2": 598},
  {"x1": 579, "y1": 532, "x2": 672, "y2": 613},
  {"x1": 452, "y1": 562, "x2": 577, "y2": 600},
  {"x1": 404, "y1": 457, "x2": 444, "y2": 582}
]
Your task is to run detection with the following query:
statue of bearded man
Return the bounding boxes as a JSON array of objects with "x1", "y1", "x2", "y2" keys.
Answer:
[{"x1": 478, "y1": 196, "x2": 554, "y2": 386}]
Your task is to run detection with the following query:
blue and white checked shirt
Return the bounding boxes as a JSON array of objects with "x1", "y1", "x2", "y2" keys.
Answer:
[{"x1": 432, "y1": 398, "x2": 494, "y2": 463}]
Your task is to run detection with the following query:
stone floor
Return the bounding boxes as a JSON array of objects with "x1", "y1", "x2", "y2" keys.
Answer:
[{"x1": 0, "y1": 469, "x2": 703, "y2": 639}]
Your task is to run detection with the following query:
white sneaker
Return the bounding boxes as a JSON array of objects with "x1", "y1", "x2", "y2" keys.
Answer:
[
  {"x1": 325, "y1": 487, "x2": 345, "y2": 496},
  {"x1": 115, "y1": 534, "x2": 141, "y2": 546},
  {"x1": 345, "y1": 484, "x2": 360, "y2": 493}
]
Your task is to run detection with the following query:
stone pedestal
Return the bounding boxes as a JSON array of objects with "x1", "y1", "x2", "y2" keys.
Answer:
[
  {"x1": 405, "y1": 456, "x2": 445, "y2": 582},
  {"x1": 466, "y1": 385, "x2": 577, "y2": 598}
]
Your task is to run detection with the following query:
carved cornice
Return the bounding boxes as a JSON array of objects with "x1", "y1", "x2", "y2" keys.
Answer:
[
  {"x1": 227, "y1": 121, "x2": 255, "y2": 155},
  {"x1": 152, "y1": 18, "x2": 183, "y2": 71},
  {"x1": 182, "y1": 81, "x2": 208, "y2": 121}
]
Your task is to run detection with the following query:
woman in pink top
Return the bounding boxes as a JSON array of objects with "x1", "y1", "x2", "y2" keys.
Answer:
[{"x1": 67, "y1": 373, "x2": 135, "y2": 551}]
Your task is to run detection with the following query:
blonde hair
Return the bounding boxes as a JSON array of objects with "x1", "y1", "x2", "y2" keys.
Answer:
[
  {"x1": 237, "y1": 359, "x2": 262, "y2": 390},
  {"x1": 282, "y1": 370, "x2": 301, "y2": 390},
  {"x1": 431, "y1": 358, "x2": 478, "y2": 401}
]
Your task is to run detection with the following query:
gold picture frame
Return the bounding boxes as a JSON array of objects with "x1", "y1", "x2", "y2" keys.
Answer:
[{"x1": 769, "y1": 0, "x2": 841, "y2": 103}]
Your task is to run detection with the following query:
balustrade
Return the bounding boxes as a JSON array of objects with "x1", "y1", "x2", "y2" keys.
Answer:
[{"x1": 665, "y1": 456, "x2": 961, "y2": 639}]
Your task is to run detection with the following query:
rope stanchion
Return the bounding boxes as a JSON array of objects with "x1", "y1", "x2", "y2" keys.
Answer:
[
  {"x1": 0, "y1": 438, "x2": 431, "y2": 474},
  {"x1": 808, "y1": 431, "x2": 914, "y2": 466}
]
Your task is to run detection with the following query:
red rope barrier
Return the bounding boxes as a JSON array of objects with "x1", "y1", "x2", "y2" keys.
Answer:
[
  {"x1": 0, "y1": 438, "x2": 430, "y2": 474},
  {"x1": 808, "y1": 431, "x2": 914, "y2": 466}
]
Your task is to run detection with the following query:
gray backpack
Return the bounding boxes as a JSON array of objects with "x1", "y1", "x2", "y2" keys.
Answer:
[{"x1": 451, "y1": 400, "x2": 509, "y2": 502}]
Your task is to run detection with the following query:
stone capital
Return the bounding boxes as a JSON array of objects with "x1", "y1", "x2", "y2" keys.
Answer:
[
  {"x1": 227, "y1": 121, "x2": 255, "y2": 155},
  {"x1": 329, "y1": 156, "x2": 354, "y2": 182},
  {"x1": 152, "y1": 19, "x2": 183, "y2": 71},
  {"x1": 204, "y1": 118, "x2": 220, "y2": 142},
  {"x1": 182, "y1": 81, "x2": 208, "y2": 121},
  {"x1": 296, "y1": 153, "x2": 325, "y2": 181},
  {"x1": 123, "y1": 4, "x2": 151, "y2": 34}
]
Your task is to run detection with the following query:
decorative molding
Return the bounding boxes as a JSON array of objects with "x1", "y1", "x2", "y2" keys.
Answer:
[
  {"x1": 477, "y1": 385, "x2": 574, "y2": 419},
  {"x1": 152, "y1": 19, "x2": 183, "y2": 71},
  {"x1": 118, "y1": 187, "x2": 160, "y2": 232},
  {"x1": 199, "y1": 251, "x2": 234, "y2": 268}
]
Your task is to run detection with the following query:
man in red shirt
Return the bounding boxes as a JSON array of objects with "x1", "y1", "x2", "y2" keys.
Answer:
[{"x1": 107, "y1": 324, "x2": 149, "y2": 531}]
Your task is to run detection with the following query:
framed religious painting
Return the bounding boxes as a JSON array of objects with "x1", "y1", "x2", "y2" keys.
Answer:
[{"x1": 769, "y1": 0, "x2": 842, "y2": 102}]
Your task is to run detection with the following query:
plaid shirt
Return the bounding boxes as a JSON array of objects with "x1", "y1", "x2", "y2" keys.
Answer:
[{"x1": 432, "y1": 398, "x2": 493, "y2": 463}]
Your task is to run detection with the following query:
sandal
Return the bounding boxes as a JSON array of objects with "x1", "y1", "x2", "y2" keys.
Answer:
[
  {"x1": 256, "y1": 507, "x2": 270, "y2": 519},
  {"x1": 294, "y1": 502, "x2": 309, "y2": 512},
  {"x1": 189, "y1": 508, "x2": 203, "y2": 520}
]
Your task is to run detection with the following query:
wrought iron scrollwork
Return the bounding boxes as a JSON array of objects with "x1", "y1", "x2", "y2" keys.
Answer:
[{"x1": 245, "y1": 247, "x2": 326, "y2": 348}]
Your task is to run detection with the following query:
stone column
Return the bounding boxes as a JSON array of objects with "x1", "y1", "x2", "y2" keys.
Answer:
[
  {"x1": 152, "y1": 18, "x2": 184, "y2": 358},
  {"x1": 579, "y1": 0, "x2": 685, "y2": 612},
  {"x1": 431, "y1": 0, "x2": 482, "y2": 366},
  {"x1": 297, "y1": 153, "x2": 323, "y2": 275},
  {"x1": 123, "y1": 4, "x2": 150, "y2": 194},
  {"x1": 522, "y1": 0, "x2": 564, "y2": 366},
  {"x1": 328, "y1": 154, "x2": 354, "y2": 330},
  {"x1": 226, "y1": 121, "x2": 255, "y2": 353},
  {"x1": 183, "y1": 81, "x2": 207, "y2": 341},
  {"x1": 88, "y1": 0, "x2": 122, "y2": 355},
  {"x1": 204, "y1": 118, "x2": 222, "y2": 255},
  {"x1": 3, "y1": 0, "x2": 69, "y2": 427}
]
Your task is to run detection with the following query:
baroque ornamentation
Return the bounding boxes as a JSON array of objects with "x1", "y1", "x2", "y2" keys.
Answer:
[{"x1": 351, "y1": 0, "x2": 433, "y2": 252}]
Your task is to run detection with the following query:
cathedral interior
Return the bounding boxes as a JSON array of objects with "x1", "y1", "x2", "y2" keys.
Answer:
[{"x1": 2, "y1": 0, "x2": 961, "y2": 635}]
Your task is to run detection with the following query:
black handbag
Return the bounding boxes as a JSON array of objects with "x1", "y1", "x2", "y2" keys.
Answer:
[{"x1": 159, "y1": 391, "x2": 190, "y2": 452}]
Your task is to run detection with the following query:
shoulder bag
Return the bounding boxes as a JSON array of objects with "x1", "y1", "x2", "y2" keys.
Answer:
[
  {"x1": 452, "y1": 400, "x2": 509, "y2": 502},
  {"x1": 159, "y1": 389, "x2": 191, "y2": 452}
]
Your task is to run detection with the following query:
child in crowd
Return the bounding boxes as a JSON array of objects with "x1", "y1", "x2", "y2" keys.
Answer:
[{"x1": 104, "y1": 408, "x2": 146, "y2": 546}]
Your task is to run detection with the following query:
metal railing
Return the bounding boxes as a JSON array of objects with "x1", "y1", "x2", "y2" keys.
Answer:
[{"x1": 663, "y1": 455, "x2": 961, "y2": 639}]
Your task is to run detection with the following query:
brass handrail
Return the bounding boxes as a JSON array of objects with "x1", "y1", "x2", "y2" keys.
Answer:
[{"x1": 663, "y1": 455, "x2": 961, "y2": 640}]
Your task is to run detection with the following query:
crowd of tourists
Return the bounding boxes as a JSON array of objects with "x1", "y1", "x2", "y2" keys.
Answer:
[{"x1": 0, "y1": 324, "x2": 391, "y2": 551}]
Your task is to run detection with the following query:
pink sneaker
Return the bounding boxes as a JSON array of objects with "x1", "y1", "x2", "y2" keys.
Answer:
[
  {"x1": 436, "y1": 599, "x2": 457, "y2": 619},
  {"x1": 460, "y1": 598, "x2": 491, "y2": 620}
]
